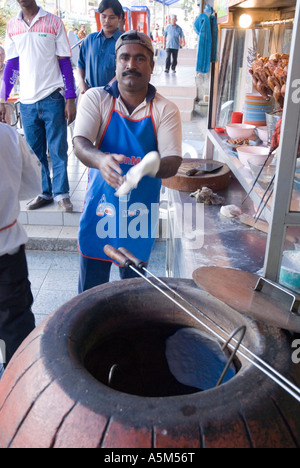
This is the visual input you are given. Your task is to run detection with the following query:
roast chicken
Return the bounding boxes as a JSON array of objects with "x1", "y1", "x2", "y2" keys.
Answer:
[
  {"x1": 270, "y1": 117, "x2": 300, "y2": 156},
  {"x1": 249, "y1": 53, "x2": 289, "y2": 108}
]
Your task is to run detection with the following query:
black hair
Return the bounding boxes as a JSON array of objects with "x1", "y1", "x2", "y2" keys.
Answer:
[{"x1": 98, "y1": 0, "x2": 123, "y2": 17}]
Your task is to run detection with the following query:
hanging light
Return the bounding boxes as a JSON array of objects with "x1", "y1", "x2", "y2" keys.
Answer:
[{"x1": 239, "y1": 13, "x2": 253, "y2": 28}]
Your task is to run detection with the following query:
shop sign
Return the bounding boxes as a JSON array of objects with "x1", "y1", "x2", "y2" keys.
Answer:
[{"x1": 216, "y1": 0, "x2": 229, "y2": 24}]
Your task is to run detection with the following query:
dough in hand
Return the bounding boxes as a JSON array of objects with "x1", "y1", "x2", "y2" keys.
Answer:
[{"x1": 115, "y1": 151, "x2": 160, "y2": 197}]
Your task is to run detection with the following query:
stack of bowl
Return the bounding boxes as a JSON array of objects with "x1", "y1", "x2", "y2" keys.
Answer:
[
  {"x1": 225, "y1": 123, "x2": 270, "y2": 169},
  {"x1": 244, "y1": 93, "x2": 273, "y2": 127},
  {"x1": 225, "y1": 123, "x2": 256, "y2": 140},
  {"x1": 236, "y1": 146, "x2": 270, "y2": 168}
]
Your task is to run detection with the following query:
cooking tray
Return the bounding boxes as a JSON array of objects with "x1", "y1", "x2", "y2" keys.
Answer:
[{"x1": 193, "y1": 266, "x2": 300, "y2": 332}]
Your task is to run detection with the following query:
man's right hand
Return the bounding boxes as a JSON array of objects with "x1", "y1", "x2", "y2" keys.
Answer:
[{"x1": 0, "y1": 103, "x2": 6, "y2": 123}]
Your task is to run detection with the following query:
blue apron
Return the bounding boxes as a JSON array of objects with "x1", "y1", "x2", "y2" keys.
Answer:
[{"x1": 78, "y1": 99, "x2": 161, "y2": 264}]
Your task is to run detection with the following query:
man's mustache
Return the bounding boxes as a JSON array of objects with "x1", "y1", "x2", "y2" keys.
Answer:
[{"x1": 122, "y1": 70, "x2": 142, "y2": 77}]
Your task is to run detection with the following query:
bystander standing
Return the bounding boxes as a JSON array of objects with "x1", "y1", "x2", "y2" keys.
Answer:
[
  {"x1": 78, "y1": 25, "x2": 87, "y2": 40},
  {"x1": 77, "y1": 0, "x2": 123, "y2": 93},
  {"x1": 0, "y1": 0, "x2": 77, "y2": 213},
  {"x1": 163, "y1": 14, "x2": 185, "y2": 74}
]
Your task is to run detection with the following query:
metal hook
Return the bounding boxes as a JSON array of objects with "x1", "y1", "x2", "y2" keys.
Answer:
[
  {"x1": 216, "y1": 325, "x2": 247, "y2": 387},
  {"x1": 108, "y1": 364, "x2": 119, "y2": 387}
]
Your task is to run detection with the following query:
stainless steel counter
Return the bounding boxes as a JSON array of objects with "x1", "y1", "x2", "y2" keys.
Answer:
[{"x1": 165, "y1": 179, "x2": 268, "y2": 279}]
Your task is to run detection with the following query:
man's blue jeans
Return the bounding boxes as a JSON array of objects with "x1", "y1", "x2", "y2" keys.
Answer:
[{"x1": 20, "y1": 90, "x2": 70, "y2": 200}]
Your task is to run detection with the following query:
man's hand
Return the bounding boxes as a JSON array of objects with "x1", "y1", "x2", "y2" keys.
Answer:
[
  {"x1": 0, "y1": 103, "x2": 6, "y2": 123},
  {"x1": 73, "y1": 135, "x2": 125, "y2": 189},
  {"x1": 98, "y1": 153, "x2": 125, "y2": 189},
  {"x1": 77, "y1": 68, "x2": 89, "y2": 95},
  {"x1": 65, "y1": 99, "x2": 76, "y2": 125},
  {"x1": 115, "y1": 151, "x2": 160, "y2": 198},
  {"x1": 79, "y1": 81, "x2": 89, "y2": 95}
]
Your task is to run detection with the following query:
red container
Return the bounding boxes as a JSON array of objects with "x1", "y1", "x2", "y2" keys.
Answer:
[
  {"x1": 231, "y1": 112, "x2": 243, "y2": 124},
  {"x1": 130, "y1": 6, "x2": 150, "y2": 35}
]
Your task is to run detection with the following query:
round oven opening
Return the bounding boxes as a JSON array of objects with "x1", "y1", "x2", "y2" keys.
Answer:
[{"x1": 84, "y1": 321, "x2": 239, "y2": 397}]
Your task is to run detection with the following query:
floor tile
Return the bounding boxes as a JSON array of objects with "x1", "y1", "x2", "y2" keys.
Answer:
[
  {"x1": 27, "y1": 241, "x2": 166, "y2": 325},
  {"x1": 41, "y1": 269, "x2": 79, "y2": 291},
  {"x1": 29, "y1": 270, "x2": 49, "y2": 290},
  {"x1": 32, "y1": 289, "x2": 79, "y2": 318},
  {"x1": 26, "y1": 250, "x2": 57, "y2": 270}
]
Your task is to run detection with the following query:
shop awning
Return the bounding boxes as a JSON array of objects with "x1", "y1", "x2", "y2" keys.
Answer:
[{"x1": 154, "y1": 0, "x2": 181, "y2": 5}]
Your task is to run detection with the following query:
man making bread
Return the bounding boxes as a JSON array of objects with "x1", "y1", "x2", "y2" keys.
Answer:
[{"x1": 73, "y1": 30, "x2": 182, "y2": 292}]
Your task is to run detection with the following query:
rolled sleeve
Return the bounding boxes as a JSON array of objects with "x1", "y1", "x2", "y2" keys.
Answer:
[
  {"x1": 5, "y1": 30, "x2": 19, "y2": 60},
  {"x1": 55, "y1": 21, "x2": 72, "y2": 57},
  {"x1": 77, "y1": 40, "x2": 86, "y2": 70}
]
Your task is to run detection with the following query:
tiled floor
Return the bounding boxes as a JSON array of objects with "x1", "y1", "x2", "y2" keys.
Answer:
[
  {"x1": 19, "y1": 141, "x2": 87, "y2": 229},
  {"x1": 27, "y1": 240, "x2": 167, "y2": 327}
]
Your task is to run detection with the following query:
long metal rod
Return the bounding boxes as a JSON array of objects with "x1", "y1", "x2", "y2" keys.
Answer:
[
  {"x1": 242, "y1": 151, "x2": 273, "y2": 205},
  {"x1": 142, "y1": 265, "x2": 300, "y2": 400},
  {"x1": 104, "y1": 246, "x2": 300, "y2": 402},
  {"x1": 131, "y1": 264, "x2": 300, "y2": 402},
  {"x1": 254, "y1": 175, "x2": 275, "y2": 220},
  {"x1": 255, "y1": 186, "x2": 274, "y2": 222},
  {"x1": 217, "y1": 326, "x2": 247, "y2": 387}
]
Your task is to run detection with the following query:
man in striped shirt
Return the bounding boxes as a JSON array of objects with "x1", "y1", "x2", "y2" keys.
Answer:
[{"x1": 0, "y1": 0, "x2": 77, "y2": 212}]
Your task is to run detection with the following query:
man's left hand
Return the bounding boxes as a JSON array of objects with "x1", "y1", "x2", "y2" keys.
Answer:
[{"x1": 65, "y1": 99, "x2": 76, "y2": 125}]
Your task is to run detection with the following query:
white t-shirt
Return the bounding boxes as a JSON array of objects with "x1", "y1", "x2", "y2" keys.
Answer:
[
  {"x1": 73, "y1": 83, "x2": 182, "y2": 160},
  {"x1": 0, "y1": 124, "x2": 42, "y2": 255},
  {"x1": 5, "y1": 8, "x2": 71, "y2": 104}
]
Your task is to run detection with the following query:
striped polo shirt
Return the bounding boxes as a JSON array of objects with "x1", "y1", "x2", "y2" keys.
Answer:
[{"x1": 5, "y1": 8, "x2": 72, "y2": 104}]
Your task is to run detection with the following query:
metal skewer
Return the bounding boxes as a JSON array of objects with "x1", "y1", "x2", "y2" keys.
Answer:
[
  {"x1": 104, "y1": 245, "x2": 300, "y2": 402},
  {"x1": 254, "y1": 174, "x2": 275, "y2": 216},
  {"x1": 242, "y1": 149, "x2": 274, "y2": 205},
  {"x1": 255, "y1": 184, "x2": 275, "y2": 222}
]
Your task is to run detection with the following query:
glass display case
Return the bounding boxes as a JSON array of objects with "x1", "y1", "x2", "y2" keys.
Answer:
[{"x1": 205, "y1": 0, "x2": 300, "y2": 299}]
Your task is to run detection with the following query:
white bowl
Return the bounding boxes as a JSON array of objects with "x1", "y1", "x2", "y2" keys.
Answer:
[
  {"x1": 256, "y1": 126, "x2": 268, "y2": 144},
  {"x1": 236, "y1": 145, "x2": 270, "y2": 168},
  {"x1": 226, "y1": 123, "x2": 256, "y2": 139}
]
